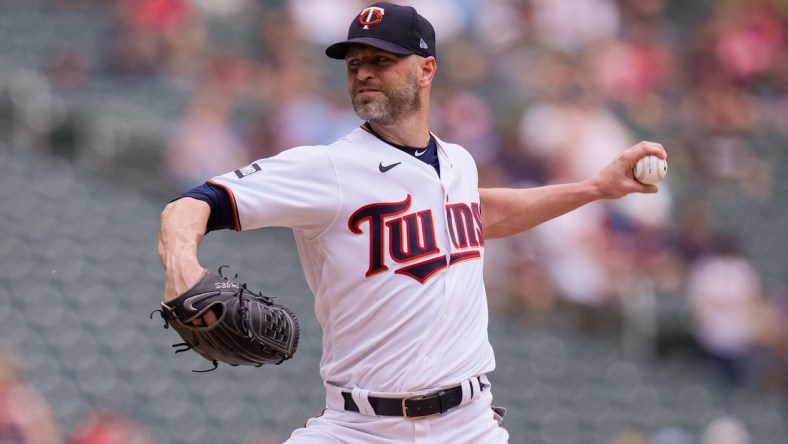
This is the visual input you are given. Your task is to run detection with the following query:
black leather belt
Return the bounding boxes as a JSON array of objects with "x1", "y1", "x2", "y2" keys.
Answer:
[{"x1": 342, "y1": 378, "x2": 481, "y2": 418}]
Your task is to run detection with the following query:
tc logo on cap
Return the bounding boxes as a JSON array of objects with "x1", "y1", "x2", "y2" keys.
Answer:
[
  {"x1": 324, "y1": 2, "x2": 437, "y2": 60},
  {"x1": 358, "y1": 6, "x2": 385, "y2": 29}
]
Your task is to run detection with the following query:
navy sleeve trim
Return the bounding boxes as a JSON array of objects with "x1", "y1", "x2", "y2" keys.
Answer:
[{"x1": 175, "y1": 181, "x2": 240, "y2": 232}]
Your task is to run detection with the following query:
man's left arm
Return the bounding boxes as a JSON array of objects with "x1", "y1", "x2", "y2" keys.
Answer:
[{"x1": 480, "y1": 141, "x2": 666, "y2": 240}]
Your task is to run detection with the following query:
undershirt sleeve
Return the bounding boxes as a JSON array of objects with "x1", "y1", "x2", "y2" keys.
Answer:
[{"x1": 174, "y1": 182, "x2": 238, "y2": 232}]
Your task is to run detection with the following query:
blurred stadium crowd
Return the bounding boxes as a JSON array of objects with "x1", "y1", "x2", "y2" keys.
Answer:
[{"x1": 1, "y1": 0, "x2": 788, "y2": 443}]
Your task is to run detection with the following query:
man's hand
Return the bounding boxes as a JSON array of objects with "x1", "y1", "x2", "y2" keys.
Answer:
[
  {"x1": 165, "y1": 267, "x2": 217, "y2": 327},
  {"x1": 589, "y1": 141, "x2": 667, "y2": 200}
]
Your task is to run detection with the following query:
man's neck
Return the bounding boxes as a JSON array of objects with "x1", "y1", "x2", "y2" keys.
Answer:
[{"x1": 366, "y1": 117, "x2": 431, "y2": 148}]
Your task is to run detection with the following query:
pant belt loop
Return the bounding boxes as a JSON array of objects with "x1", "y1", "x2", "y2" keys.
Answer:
[
  {"x1": 460, "y1": 375, "x2": 483, "y2": 407},
  {"x1": 350, "y1": 387, "x2": 376, "y2": 416},
  {"x1": 460, "y1": 379, "x2": 473, "y2": 406},
  {"x1": 470, "y1": 376, "x2": 482, "y2": 401}
]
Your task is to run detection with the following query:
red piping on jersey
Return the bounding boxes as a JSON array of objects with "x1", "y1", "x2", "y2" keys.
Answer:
[
  {"x1": 207, "y1": 179, "x2": 241, "y2": 231},
  {"x1": 449, "y1": 250, "x2": 481, "y2": 265}
]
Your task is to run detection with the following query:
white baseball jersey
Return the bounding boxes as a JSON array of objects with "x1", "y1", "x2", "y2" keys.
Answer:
[{"x1": 210, "y1": 126, "x2": 495, "y2": 394}]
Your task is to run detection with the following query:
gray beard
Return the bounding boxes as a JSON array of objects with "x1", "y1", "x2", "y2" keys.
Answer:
[{"x1": 351, "y1": 70, "x2": 421, "y2": 125}]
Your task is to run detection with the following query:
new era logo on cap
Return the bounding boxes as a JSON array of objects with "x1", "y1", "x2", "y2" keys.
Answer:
[{"x1": 325, "y1": 2, "x2": 436, "y2": 60}]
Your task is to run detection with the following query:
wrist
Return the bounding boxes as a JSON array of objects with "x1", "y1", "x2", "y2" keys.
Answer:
[{"x1": 579, "y1": 176, "x2": 606, "y2": 202}]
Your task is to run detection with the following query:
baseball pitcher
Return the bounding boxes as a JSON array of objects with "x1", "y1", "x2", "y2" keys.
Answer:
[{"x1": 156, "y1": 2, "x2": 667, "y2": 443}]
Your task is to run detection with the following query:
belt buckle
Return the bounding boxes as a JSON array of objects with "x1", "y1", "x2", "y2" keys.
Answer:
[{"x1": 401, "y1": 391, "x2": 442, "y2": 419}]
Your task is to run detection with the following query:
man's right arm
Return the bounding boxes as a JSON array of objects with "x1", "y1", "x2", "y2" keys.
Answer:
[{"x1": 157, "y1": 197, "x2": 210, "y2": 301}]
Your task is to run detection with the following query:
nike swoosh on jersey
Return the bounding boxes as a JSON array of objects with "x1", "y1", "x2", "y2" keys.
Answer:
[
  {"x1": 414, "y1": 149, "x2": 426, "y2": 157},
  {"x1": 379, "y1": 162, "x2": 401, "y2": 173}
]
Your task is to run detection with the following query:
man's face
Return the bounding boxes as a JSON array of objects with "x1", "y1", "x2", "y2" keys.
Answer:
[{"x1": 345, "y1": 46, "x2": 421, "y2": 125}]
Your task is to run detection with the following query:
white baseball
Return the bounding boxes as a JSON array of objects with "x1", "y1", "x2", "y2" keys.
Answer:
[{"x1": 633, "y1": 155, "x2": 668, "y2": 185}]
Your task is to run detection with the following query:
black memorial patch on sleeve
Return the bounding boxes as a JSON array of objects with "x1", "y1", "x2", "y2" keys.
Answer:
[{"x1": 234, "y1": 163, "x2": 262, "y2": 179}]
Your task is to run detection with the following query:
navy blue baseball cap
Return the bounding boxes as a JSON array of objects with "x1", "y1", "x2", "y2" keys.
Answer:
[{"x1": 325, "y1": 2, "x2": 436, "y2": 60}]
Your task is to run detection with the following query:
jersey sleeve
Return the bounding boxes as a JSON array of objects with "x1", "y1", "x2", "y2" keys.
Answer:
[
  {"x1": 175, "y1": 182, "x2": 238, "y2": 232},
  {"x1": 208, "y1": 145, "x2": 340, "y2": 237}
]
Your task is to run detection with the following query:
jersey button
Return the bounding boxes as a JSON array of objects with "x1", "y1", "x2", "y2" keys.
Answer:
[{"x1": 422, "y1": 356, "x2": 432, "y2": 366}]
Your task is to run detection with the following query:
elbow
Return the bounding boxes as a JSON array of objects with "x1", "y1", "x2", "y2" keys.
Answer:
[
  {"x1": 480, "y1": 216, "x2": 508, "y2": 240},
  {"x1": 159, "y1": 201, "x2": 174, "y2": 227},
  {"x1": 156, "y1": 197, "x2": 210, "y2": 271},
  {"x1": 157, "y1": 199, "x2": 189, "y2": 264}
]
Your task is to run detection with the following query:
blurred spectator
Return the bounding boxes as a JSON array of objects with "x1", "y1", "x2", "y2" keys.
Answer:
[
  {"x1": 264, "y1": 91, "x2": 360, "y2": 153},
  {"x1": 751, "y1": 271, "x2": 788, "y2": 395},
  {"x1": 104, "y1": 0, "x2": 203, "y2": 81},
  {"x1": 649, "y1": 425, "x2": 694, "y2": 444},
  {"x1": 431, "y1": 37, "x2": 511, "y2": 186},
  {"x1": 608, "y1": 427, "x2": 648, "y2": 444},
  {"x1": 529, "y1": 204, "x2": 622, "y2": 333},
  {"x1": 517, "y1": 49, "x2": 632, "y2": 183},
  {"x1": 774, "y1": 275, "x2": 788, "y2": 389},
  {"x1": 45, "y1": 50, "x2": 90, "y2": 93},
  {"x1": 476, "y1": 0, "x2": 533, "y2": 51},
  {"x1": 683, "y1": 85, "x2": 773, "y2": 199},
  {"x1": 608, "y1": 187, "x2": 676, "y2": 302},
  {"x1": 512, "y1": 47, "x2": 678, "y2": 333},
  {"x1": 438, "y1": 90, "x2": 506, "y2": 186},
  {"x1": 164, "y1": 83, "x2": 250, "y2": 188},
  {"x1": 249, "y1": 7, "x2": 359, "y2": 154},
  {"x1": 674, "y1": 200, "x2": 716, "y2": 265},
  {"x1": 188, "y1": 0, "x2": 255, "y2": 20},
  {"x1": 700, "y1": 415, "x2": 751, "y2": 444},
  {"x1": 104, "y1": 21, "x2": 160, "y2": 77},
  {"x1": 588, "y1": 5, "x2": 680, "y2": 139},
  {"x1": 483, "y1": 234, "x2": 557, "y2": 324},
  {"x1": 686, "y1": 234, "x2": 763, "y2": 388},
  {"x1": 0, "y1": 349, "x2": 62, "y2": 444},
  {"x1": 158, "y1": 8, "x2": 209, "y2": 87},
  {"x1": 710, "y1": 1, "x2": 784, "y2": 86},
  {"x1": 394, "y1": 0, "x2": 468, "y2": 42},
  {"x1": 253, "y1": 6, "x2": 317, "y2": 101},
  {"x1": 589, "y1": 38, "x2": 675, "y2": 106},
  {"x1": 69, "y1": 406, "x2": 152, "y2": 444},
  {"x1": 53, "y1": 0, "x2": 105, "y2": 9},
  {"x1": 285, "y1": 0, "x2": 366, "y2": 46},
  {"x1": 242, "y1": 431, "x2": 280, "y2": 444},
  {"x1": 678, "y1": 1, "x2": 781, "y2": 200},
  {"x1": 528, "y1": 0, "x2": 621, "y2": 52}
]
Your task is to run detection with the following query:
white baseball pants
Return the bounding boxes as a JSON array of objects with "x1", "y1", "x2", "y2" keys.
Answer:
[{"x1": 285, "y1": 377, "x2": 509, "y2": 444}]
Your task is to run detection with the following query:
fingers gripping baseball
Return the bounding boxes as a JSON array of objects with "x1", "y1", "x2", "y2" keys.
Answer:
[{"x1": 594, "y1": 141, "x2": 667, "y2": 199}]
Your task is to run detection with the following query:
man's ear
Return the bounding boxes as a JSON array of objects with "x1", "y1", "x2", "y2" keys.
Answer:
[{"x1": 419, "y1": 56, "x2": 437, "y2": 87}]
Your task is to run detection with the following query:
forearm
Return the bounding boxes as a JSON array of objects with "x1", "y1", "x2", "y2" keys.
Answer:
[
  {"x1": 479, "y1": 179, "x2": 603, "y2": 239},
  {"x1": 480, "y1": 141, "x2": 667, "y2": 239},
  {"x1": 158, "y1": 197, "x2": 211, "y2": 300}
]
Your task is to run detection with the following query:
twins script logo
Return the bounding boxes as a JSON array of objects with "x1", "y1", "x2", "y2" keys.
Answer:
[
  {"x1": 358, "y1": 6, "x2": 385, "y2": 29},
  {"x1": 349, "y1": 194, "x2": 484, "y2": 283}
]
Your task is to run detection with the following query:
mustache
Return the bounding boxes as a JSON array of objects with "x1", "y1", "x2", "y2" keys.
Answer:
[{"x1": 351, "y1": 80, "x2": 384, "y2": 93}]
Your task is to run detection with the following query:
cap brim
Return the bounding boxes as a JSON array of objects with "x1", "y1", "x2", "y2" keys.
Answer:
[{"x1": 325, "y1": 37, "x2": 415, "y2": 59}]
